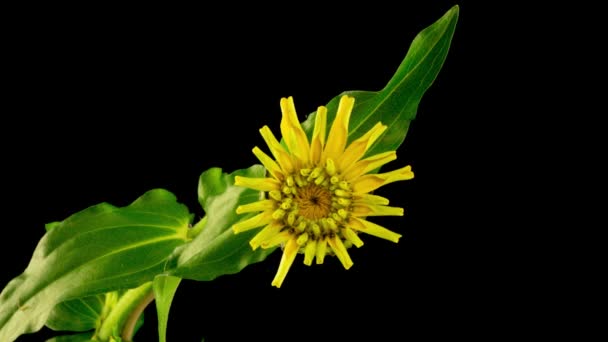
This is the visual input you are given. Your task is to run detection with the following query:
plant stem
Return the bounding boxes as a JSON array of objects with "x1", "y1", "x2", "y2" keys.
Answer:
[
  {"x1": 96, "y1": 282, "x2": 154, "y2": 341},
  {"x1": 121, "y1": 289, "x2": 155, "y2": 341},
  {"x1": 187, "y1": 216, "x2": 207, "y2": 239}
]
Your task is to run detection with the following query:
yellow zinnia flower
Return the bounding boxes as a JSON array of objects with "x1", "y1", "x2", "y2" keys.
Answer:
[{"x1": 233, "y1": 95, "x2": 414, "y2": 287}]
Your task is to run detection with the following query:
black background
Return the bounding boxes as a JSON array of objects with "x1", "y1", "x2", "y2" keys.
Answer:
[{"x1": 2, "y1": 1, "x2": 516, "y2": 341}]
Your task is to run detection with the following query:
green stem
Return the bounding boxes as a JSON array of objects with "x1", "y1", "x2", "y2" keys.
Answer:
[
  {"x1": 187, "y1": 216, "x2": 207, "y2": 239},
  {"x1": 96, "y1": 282, "x2": 154, "y2": 341}
]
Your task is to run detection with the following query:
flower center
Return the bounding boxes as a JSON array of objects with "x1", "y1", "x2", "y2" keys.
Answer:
[
  {"x1": 269, "y1": 160, "x2": 355, "y2": 247},
  {"x1": 295, "y1": 184, "x2": 332, "y2": 220}
]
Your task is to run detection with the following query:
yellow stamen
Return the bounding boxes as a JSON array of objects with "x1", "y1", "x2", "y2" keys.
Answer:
[
  {"x1": 296, "y1": 233, "x2": 309, "y2": 246},
  {"x1": 303, "y1": 239, "x2": 317, "y2": 266},
  {"x1": 272, "y1": 208, "x2": 286, "y2": 220},
  {"x1": 269, "y1": 190, "x2": 282, "y2": 201},
  {"x1": 348, "y1": 217, "x2": 401, "y2": 243},
  {"x1": 351, "y1": 165, "x2": 414, "y2": 193},
  {"x1": 342, "y1": 228, "x2": 364, "y2": 248},
  {"x1": 271, "y1": 238, "x2": 299, "y2": 288},
  {"x1": 328, "y1": 236, "x2": 353, "y2": 269},
  {"x1": 323, "y1": 95, "x2": 354, "y2": 161},
  {"x1": 234, "y1": 176, "x2": 281, "y2": 192},
  {"x1": 316, "y1": 238, "x2": 328, "y2": 264},
  {"x1": 325, "y1": 158, "x2": 337, "y2": 176}
]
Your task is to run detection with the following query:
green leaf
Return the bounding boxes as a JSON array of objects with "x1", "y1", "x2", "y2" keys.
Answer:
[
  {"x1": 45, "y1": 331, "x2": 94, "y2": 342},
  {"x1": 153, "y1": 275, "x2": 181, "y2": 342},
  {"x1": 168, "y1": 165, "x2": 276, "y2": 280},
  {"x1": 0, "y1": 189, "x2": 191, "y2": 342},
  {"x1": 302, "y1": 5, "x2": 459, "y2": 156},
  {"x1": 45, "y1": 294, "x2": 104, "y2": 332}
]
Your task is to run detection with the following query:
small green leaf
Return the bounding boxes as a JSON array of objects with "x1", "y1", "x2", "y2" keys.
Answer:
[
  {"x1": 302, "y1": 5, "x2": 459, "y2": 155},
  {"x1": 153, "y1": 275, "x2": 181, "y2": 342},
  {"x1": 168, "y1": 165, "x2": 276, "y2": 280},
  {"x1": 45, "y1": 331, "x2": 94, "y2": 342},
  {"x1": 0, "y1": 189, "x2": 191, "y2": 342},
  {"x1": 45, "y1": 294, "x2": 104, "y2": 332}
]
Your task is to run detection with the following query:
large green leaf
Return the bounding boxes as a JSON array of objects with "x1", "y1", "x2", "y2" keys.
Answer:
[
  {"x1": 302, "y1": 5, "x2": 459, "y2": 156},
  {"x1": 168, "y1": 165, "x2": 276, "y2": 280},
  {"x1": 0, "y1": 189, "x2": 191, "y2": 342}
]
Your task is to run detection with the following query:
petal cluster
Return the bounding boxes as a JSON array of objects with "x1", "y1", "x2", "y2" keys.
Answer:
[{"x1": 233, "y1": 95, "x2": 413, "y2": 287}]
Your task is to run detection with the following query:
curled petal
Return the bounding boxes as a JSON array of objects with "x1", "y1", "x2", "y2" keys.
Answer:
[
  {"x1": 342, "y1": 151, "x2": 397, "y2": 181},
  {"x1": 259, "y1": 126, "x2": 295, "y2": 173},
  {"x1": 236, "y1": 199, "x2": 276, "y2": 214},
  {"x1": 271, "y1": 238, "x2": 299, "y2": 288},
  {"x1": 348, "y1": 217, "x2": 402, "y2": 243},
  {"x1": 323, "y1": 95, "x2": 354, "y2": 161},
  {"x1": 338, "y1": 122, "x2": 387, "y2": 171},
  {"x1": 232, "y1": 212, "x2": 273, "y2": 234},
  {"x1": 310, "y1": 106, "x2": 327, "y2": 165},
  {"x1": 250, "y1": 222, "x2": 284, "y2": 250},
  {"x1": 280, "y1": 97, "x2": 310, "y2": 165},
  {"x1": 328, "y1": 236, "x2": 353, "y2": 269},
  {"x1": 252, "y1": 147, "x2": 284, "y2": 181},
  {"x1": 351, "y1": 165, "x2": 414, "y2": 193}
]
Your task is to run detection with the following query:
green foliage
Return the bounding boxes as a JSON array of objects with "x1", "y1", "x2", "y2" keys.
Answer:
[
  {"x1": 302, "y1": 5, "x2": 459, "y2": 157},
  {"x1": 168, "y1": 165, "x2": 277, "y2": 280},
  {"x1": 153, "y1": 275, "x2": 182, "y2": 342},
  {"x1": 0, "y1": 190, "x2": 191, "y2": 341},
  {"x1": 0, "y1": 5, "x2": 458, "y2": 341}
]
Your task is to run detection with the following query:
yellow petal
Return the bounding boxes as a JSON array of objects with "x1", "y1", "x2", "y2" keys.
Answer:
[
  {"x1": 338, "y1": 122, "x2": 387, "y2": 171},
  {"x1": 236, "y1": 199, "x2": 276, "y2": 214},
  {"x1": 252, "y1": 147, "x2": 284, "y2": 181},
  {"x1": 271, "y1": 238, "x2": 299, "y2": 288},
  {"x1": 232, "y1": 211, "x2": 273, "y2": 233},
  {"x1": 348, "y1": 217, "x2": 401, "y2": 243},
  {"x1": 352, "y1": 203, "x2": 404, "y2": 217},
  {"x1": 323, "y1": 95, "x2": 354, "y2": 161},
  {"x1": 350, "y1": 165, "x2": 414, "y2": 193},
  {"x1": 280, "y1": 97, "x2": 310, "y2": 165},
  {"x1": 341, "y1": 228, "x2": 364, "y2": 248},
  {"x1": 303, "y1": 239, "x2": 317, "y2": 266},
  {"x1": 250, "y1": 221, "x2": 283, "y2": 250},
  {"x1": 259, "y1": 125, "x2": 295, "y2": 173},
  {"x1": 310, "y1": 106, "x2": 327, "y2": 165},
  {"x1": 353, "y1": 193, "x2": 390, "y2": 206},
  {"x1": 328, "y1": 236, "x2": 353, "y2": 269},
  {"x1": 342, "y1": 151, "x2": 396, "y2": 181},
  {"x1": 234, "y1": 176, "x2": 281, "y2": 192}
]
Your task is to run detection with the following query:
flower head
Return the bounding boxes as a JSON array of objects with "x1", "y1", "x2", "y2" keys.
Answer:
[{"x1": 233, "y1": 95, "x2": 414, "y2": 287}]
